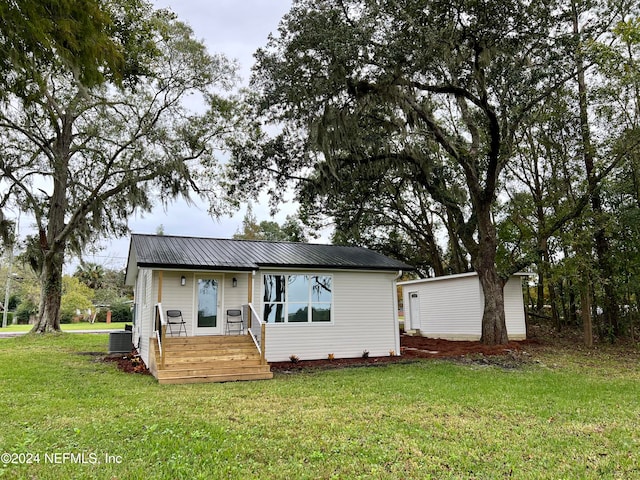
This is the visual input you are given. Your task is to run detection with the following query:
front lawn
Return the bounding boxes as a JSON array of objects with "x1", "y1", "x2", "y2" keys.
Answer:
[{"x1": 0, "y1": 334, "x2": 638, "y2": 479}]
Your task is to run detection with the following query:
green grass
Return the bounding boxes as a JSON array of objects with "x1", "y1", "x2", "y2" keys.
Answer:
[
  {"x1": 0, "y1": 334, "x2": 639, "y2": 479},
  {"x1": 0, "y1": 322, "x2": 128, "y2": 333}
]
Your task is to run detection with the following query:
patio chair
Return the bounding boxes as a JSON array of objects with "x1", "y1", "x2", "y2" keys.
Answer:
[
  {"x1": 166, "y1": 309, "x2": 187, "y2": 337},
  {"x1": 225, "y1": 309, "x2": 244, "y2": 335}
]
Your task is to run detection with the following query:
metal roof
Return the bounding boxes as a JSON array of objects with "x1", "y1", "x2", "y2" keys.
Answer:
[{"x1": 127, "y1": 234, "x2": 413, "y2": 273}]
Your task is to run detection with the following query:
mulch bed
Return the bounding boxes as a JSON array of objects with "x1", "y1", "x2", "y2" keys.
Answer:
[
  {"x1": 401, "y1": 335, "x2": 531, "y2": 358},
  {"x1": 269, "y1": 334, "x2": 537, "y2": 373},
  {"x1": 102, "y1": 335, "x2": 539, "y2": 376},
  {"x1": 103, "y1": 351, "x2": 152, "y2": 375}
]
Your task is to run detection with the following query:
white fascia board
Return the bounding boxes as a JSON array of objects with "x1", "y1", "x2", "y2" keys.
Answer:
[{"x1": 398, "y1": 271, "x2": 535, "y2": 287}]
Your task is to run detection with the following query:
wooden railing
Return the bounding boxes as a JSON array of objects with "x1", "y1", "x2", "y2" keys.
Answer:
[
  {"x1": 244, "y1": 303, "x2": 266, "y2": 365},
  {"x1": 154, "y1": 303, "x2": 167, "y2": 366}
]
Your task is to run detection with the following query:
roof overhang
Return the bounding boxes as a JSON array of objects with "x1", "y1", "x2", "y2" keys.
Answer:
[{"x1": 398, "y1": 271, "x2": 535, "y2": 286}]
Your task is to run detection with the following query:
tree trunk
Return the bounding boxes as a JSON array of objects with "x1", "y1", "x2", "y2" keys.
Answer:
[
  {"x1": 477, "y1": 262, "x2": 509, "y2": 345},
  {"x1": 444, "y1": 207, "x2": 469, "y2": 274},
  {"x1": 573, "y1": 1, "x2": 619, "y2": 338},
  {"x1": 551, "y1": 282, "x2": 563, "y2": 331},
  {"x1": 30, "y1": 111, "x2": 72, "y2": 333},
  {"x1": 474, "y1": 206, "x2": 509, "y2": 345},
  {"x1": 536, "y1": 269, "x2": 545, "y2": 312},
  {"x1": 535, "y1": 174, "x2": 548, "y2": 313},
  {"x1": 421, "y1": 214, "x2": 445, "y2": 277},
  {"x1": 581, "y1": 282, "x2": 593, "y2": 347},
  {"x1": 31, "y1": 250, "x2": 64, "y2": 333},
  {"x1": 568, "y1": 281, "x2": 578, "y2": 325},
  {"x1": 536, "y1": 239, "x2": 552, "y2": 313}
]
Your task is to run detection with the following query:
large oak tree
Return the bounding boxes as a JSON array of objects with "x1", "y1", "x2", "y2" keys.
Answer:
[
  {"x1": 232, "y1": 0, "x2": 585, "y2": 344},
  {"x1": 0, "y1": 1, "x2": 243, "y2": 332}
]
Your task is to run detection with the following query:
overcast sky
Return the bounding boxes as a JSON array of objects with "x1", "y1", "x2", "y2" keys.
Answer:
[{"x1": 83, "y1": 1, "x2": 296, "y2": 271}]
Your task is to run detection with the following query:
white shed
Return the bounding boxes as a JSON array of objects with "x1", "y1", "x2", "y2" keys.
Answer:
[{"x1": 399, "y1": 272, "x2": 528, "y2": 341}]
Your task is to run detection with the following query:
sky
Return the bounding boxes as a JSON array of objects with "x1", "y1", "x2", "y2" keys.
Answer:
[{"x1": 80, "y1": 0, "x2": 297, "y2": 271}]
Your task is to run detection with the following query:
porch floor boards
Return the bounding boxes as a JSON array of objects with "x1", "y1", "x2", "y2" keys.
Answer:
[{"x1": 153, "y1": 334, "x2": 272, "y2": 384}]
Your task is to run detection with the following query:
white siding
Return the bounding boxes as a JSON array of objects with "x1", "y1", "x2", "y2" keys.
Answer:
[
  {"x1": 223, "y1": 272, "x2": 251, "y2": 317},
  {"x1": 399, "y1": 273, "x2": 527, "y2": 341},
  {"x1": 418, "y1": 275, "x2": 483, "y2": 340},
  {"x1": 137, "y1": 269, "x2": 153, "y2": 365},
  {"x1": 132, "y1": 272, "x2": 141, "y2": 348},
  {"x1": 504, "y1": 276, "x2": 527, "y2": 340},
  {"x1": 156, "y1": 271, "x2": 195, "y2": 334},
  {"x1": 257, "y1": 270, "x2": 399, "y2": 362},
  {"x1": 134, "y1": 267, "x2": 400, "y2": 367}
]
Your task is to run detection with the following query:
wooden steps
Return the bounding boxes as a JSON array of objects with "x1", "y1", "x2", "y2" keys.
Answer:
[{"x1": 153, "y1": 334, "x2": 272, "y2": 384}]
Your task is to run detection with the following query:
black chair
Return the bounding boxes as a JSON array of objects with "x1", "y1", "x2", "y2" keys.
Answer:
[
  {"x1": 225, "y1": 309, "x2": 244, "y2": 335},
  {"x1": 166, "y1": 310, "x2": 187, "y2": 337}
]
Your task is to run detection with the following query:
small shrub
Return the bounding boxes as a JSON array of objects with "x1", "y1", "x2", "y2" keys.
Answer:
[
  {"x1": 361, "y1": 350, "x2": 369, "y2": 359},
  {"x1": 15, "y1": 301, "x2": 37, "y2": 324},
  {"x1": 110, "y1": 300, "x2": 133, "y2": 323},
  {"x1": 289, "y1": 354, "x2": 300, "y2": 363},
  {"x1": 59, "y1": 311, "x2": 74, "y2": 324},
  {"x1": 7, "y1": 294, "x2": 20, "y2": 311},
  {"x1": 327, "y1": 353, "x2": 335, "y2": 361}
]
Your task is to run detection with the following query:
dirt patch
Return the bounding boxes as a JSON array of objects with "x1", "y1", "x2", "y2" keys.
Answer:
[
  {"x1": 451, "y1": 349, "x2": 536, "y2": 369},
  {"x1": 103, "y1": 350, "x2": 151, "y2": 375},
  {"x1": 269, "y1": 334, "x2": 536, "y2": 373}
]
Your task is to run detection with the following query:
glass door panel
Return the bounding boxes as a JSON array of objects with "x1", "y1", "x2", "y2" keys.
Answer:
[{"x1": 196, "y1": 278, "x2": 221, "y2": 334}]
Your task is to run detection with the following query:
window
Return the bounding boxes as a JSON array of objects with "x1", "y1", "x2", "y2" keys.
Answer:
[
  {"x1": 263, "y1": 274, "x2": 332, "y2": 323},
  {"x1": 263, "y1": 274, "x2": 285, "y2": 323}
]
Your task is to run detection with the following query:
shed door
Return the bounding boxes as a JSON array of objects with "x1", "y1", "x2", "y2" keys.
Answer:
[{"x1": 408, "y1": 291, "x2": 421, "y2": 331}]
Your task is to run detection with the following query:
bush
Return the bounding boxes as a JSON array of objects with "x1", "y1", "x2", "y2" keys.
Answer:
[
  {"x1": 15, "y1": 301, "x2": 37, "y2": 324},
  {"x1": 59, "y1": 310, "x2": 73, "y2": 324},
  {"x1": 60, "y1": 276, "x2": 94, "y2": 323},
  {"x1": 110, "y1": 301, "x2": 132, "y2": 323},
  {"x1": 8, "y1": 294, "x2": 20, "y2": 311},
  {"x1": 95, "y1": 300, "x2": 132, "y2": 323}
]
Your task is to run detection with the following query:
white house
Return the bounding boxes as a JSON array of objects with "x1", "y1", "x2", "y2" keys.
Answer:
[
  {"x1": 124, "y1": 234, "x2": 411, "y2": 383},
  {"x1": 399, "y1": 272, "x2": 528, "y2": 341}
]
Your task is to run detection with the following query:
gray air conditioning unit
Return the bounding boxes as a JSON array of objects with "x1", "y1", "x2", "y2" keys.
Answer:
[{"x1": 108, "y1": 331, "x2": 133, "y2": 354}]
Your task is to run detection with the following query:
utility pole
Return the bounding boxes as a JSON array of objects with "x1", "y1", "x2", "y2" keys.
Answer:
[
  {"x1": 2, "y1": 214, "x2": 19, "y2": 328},
  {"x1": 2, "y1": 248, "x2": 14, "y2": 328}
]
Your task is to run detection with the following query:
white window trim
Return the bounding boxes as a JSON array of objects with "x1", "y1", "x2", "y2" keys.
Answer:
[{"x1": 262, "y1": 273, "x2": 333, "y2": 324}]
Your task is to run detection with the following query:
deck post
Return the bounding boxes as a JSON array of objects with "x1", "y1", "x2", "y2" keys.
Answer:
[
  {"x1": 247, "y1": 272, "x2": 253, "y2": 329},
  {"x1": 161, "y1": 324, "x2": 167, "y2": 367},
  {"x1": 260, "y1": 323, "x2": 266, "y2": 365},
  {"x1": 157, "y1": 273, "x2": 164, "y2": 366}
]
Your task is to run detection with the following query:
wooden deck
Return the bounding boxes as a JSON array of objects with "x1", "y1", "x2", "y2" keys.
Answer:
[{"x1": 150, "y1": 334, "x2": 273, "y2": 384}]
